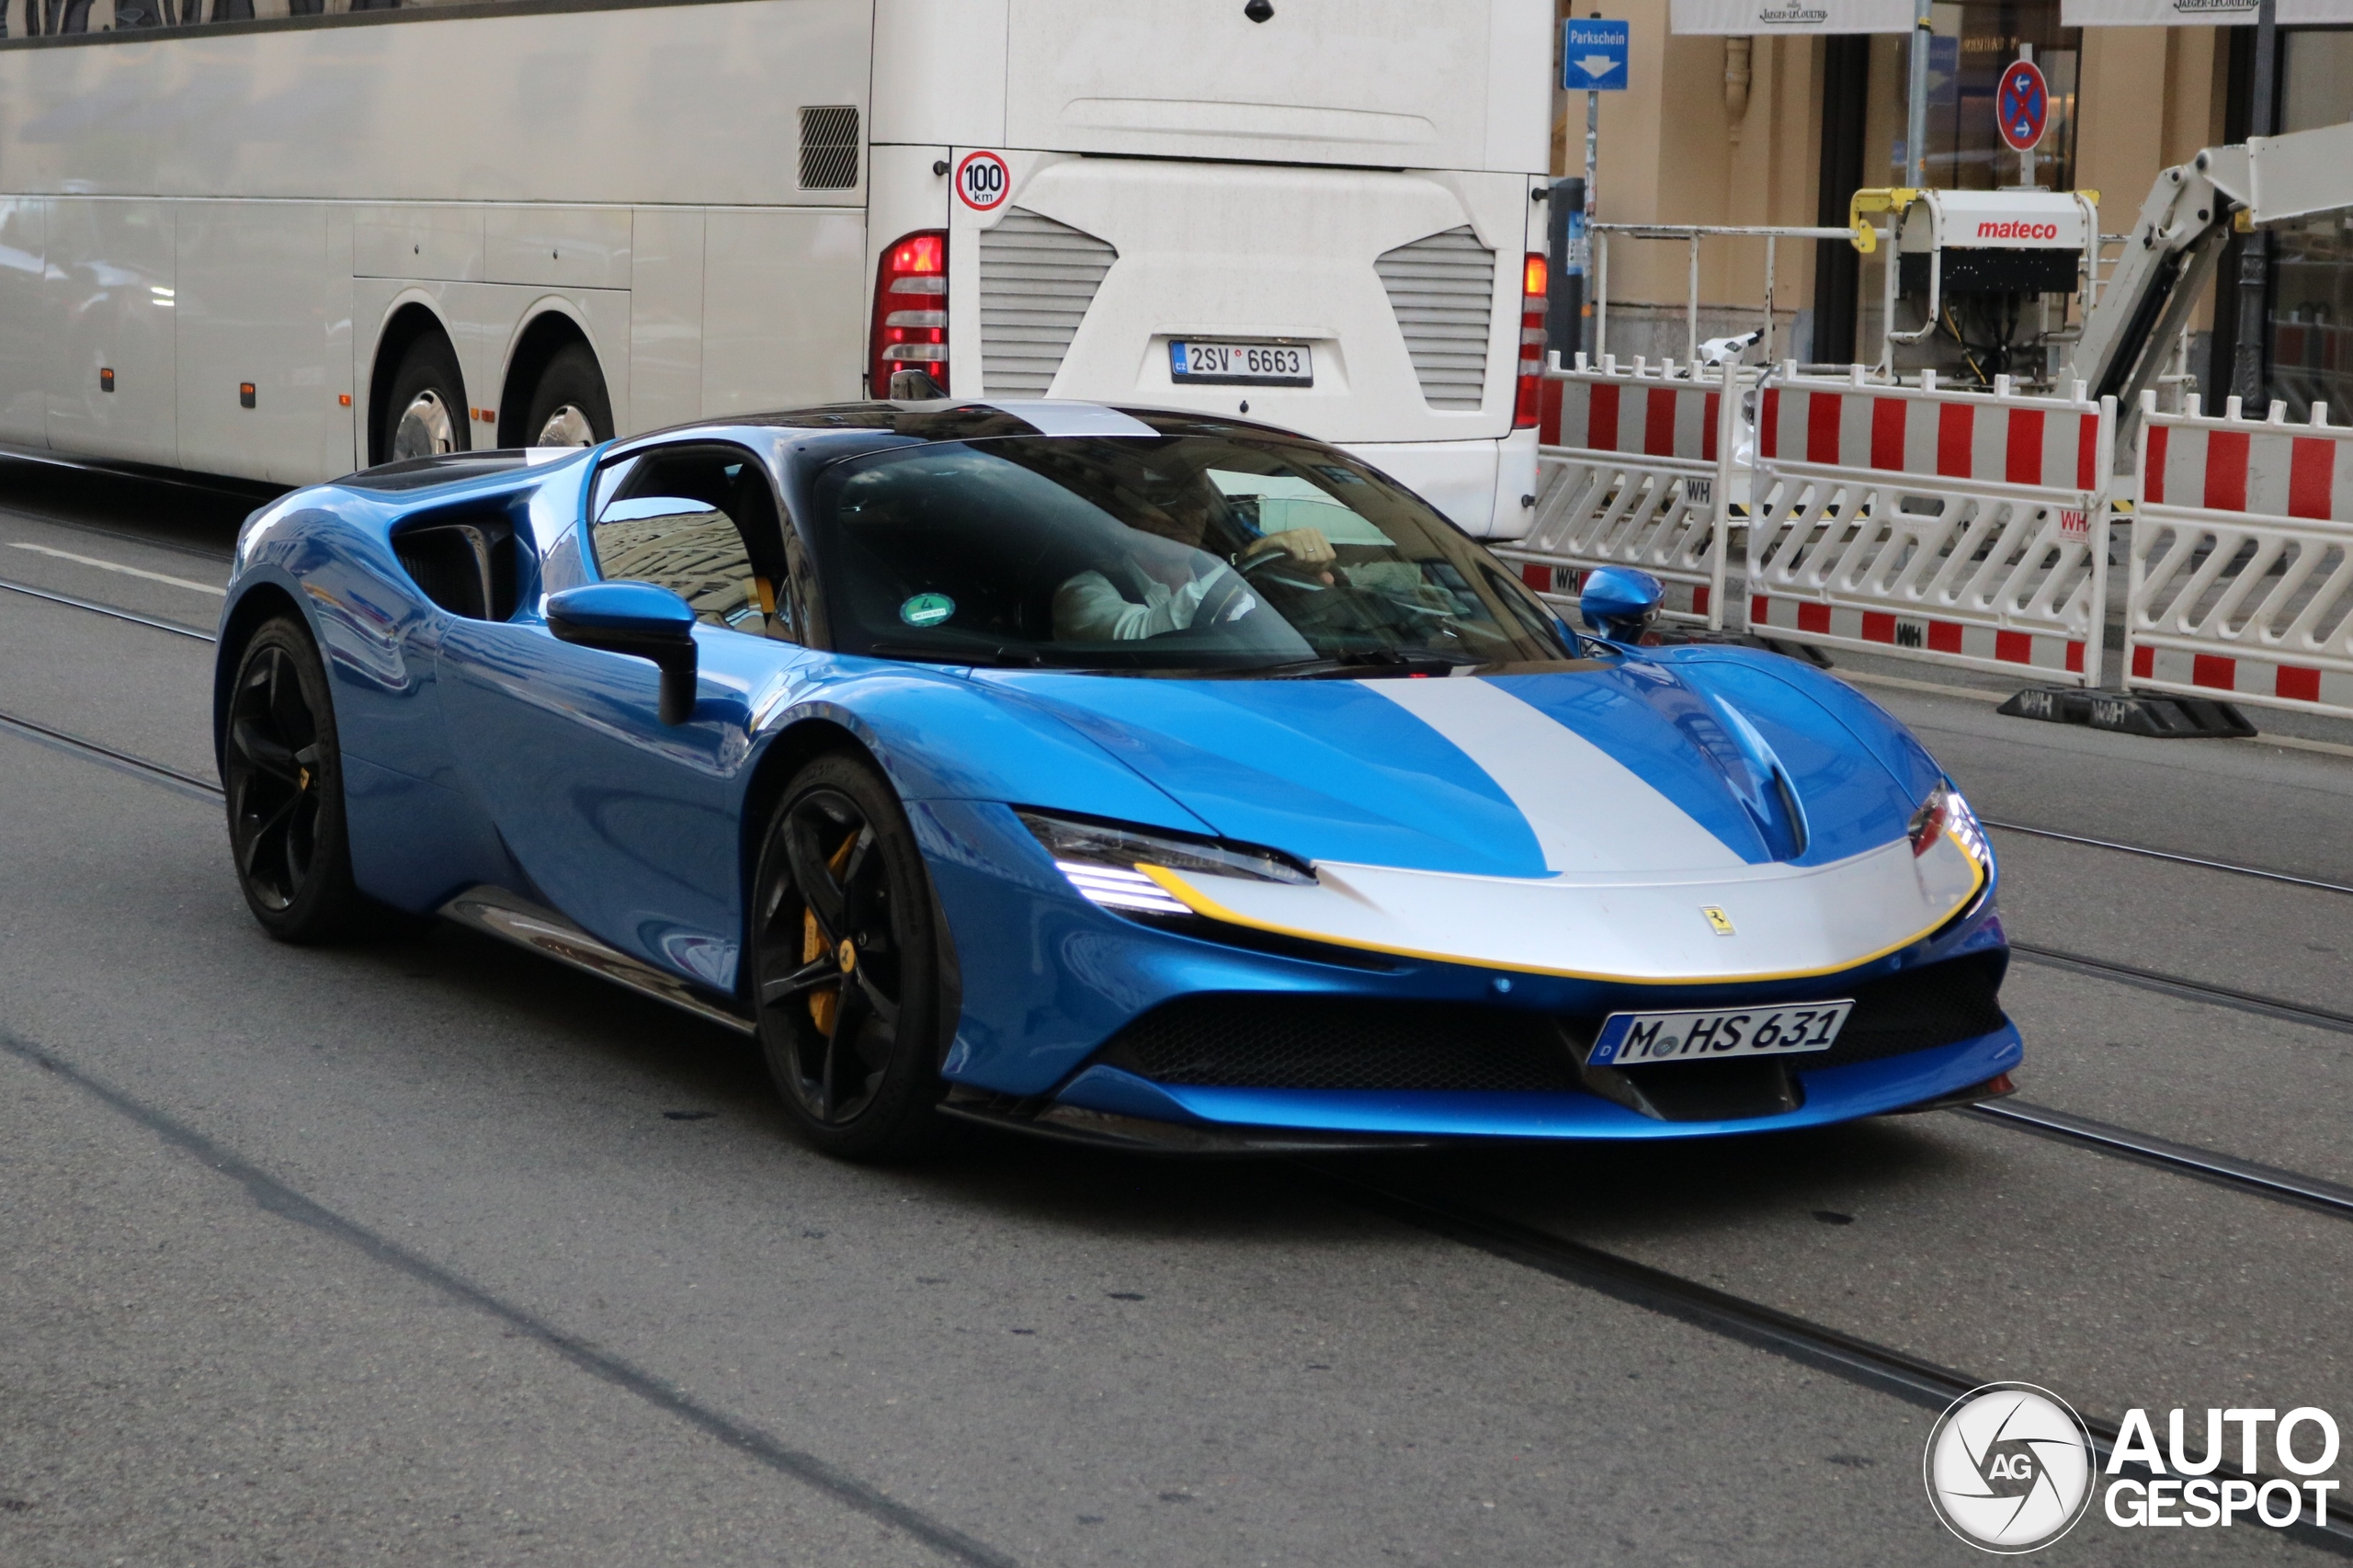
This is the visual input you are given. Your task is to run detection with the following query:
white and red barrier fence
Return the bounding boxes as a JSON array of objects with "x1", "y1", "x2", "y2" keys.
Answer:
[
  {"x1": 2126, "y1": 393, "x2": 2353, "y2": 715},
  {"x1": 1503, "y1": 358, "x2": 2116, "y2": 687},
  {"x1": 1498, "y1": 358, "x2": 1736, "y2": 628},
  {"x1": 1744, "y1": 369, "x2": 2115, "y2": 687},
  {"x1": 1500, "y1": 360, "x2": 2353, "y2": 728}
]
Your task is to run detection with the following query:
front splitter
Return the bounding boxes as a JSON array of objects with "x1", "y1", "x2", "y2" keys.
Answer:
[{"x1": 1039, "y1": 1028, "x2": 2023, "y2": 1142}]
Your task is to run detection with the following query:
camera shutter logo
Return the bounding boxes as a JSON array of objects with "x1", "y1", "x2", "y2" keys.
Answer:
[{"x1": 1924, "y1": 1382, "x2": 2096, "y2": 1552}]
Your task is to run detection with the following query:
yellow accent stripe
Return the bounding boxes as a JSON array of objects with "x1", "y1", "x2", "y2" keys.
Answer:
[{"x1": 1134, "y1": 850, "x2": 1988, "y2": 988}]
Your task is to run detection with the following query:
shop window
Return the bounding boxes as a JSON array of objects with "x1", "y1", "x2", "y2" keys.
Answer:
[
  {"x1": 1869, "y1": 0, "x2": 2081, "y2": 194},
  {"x1": 2266, "y1": 30, "x2": 2353, "y2": 421}
]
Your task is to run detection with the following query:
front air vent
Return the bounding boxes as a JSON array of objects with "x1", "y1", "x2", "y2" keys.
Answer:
[
  {"x1": 978, "y1": 209, "x2": 1117, "y2": 397},
  {"x1": 798, "y1": 106, "x2": 859, "y2": 191},
  {"x1": 1374, "y1": 225, "x2": 1496, "y2": 410}
]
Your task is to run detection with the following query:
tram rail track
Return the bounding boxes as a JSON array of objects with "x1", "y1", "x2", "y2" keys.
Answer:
[
  {"x1": 0, "y1": 707, "x2": 221, "y2": 801},
  {"x1": 2009, "y1": 941, "x2": 2353, "y2": 1037},
  {"x1": 0, "y1": 574, "x2": 217, "y2": 642},
  {"x1": 1984, "y1": 819, "x2": 2353, "y2": 900},
  {"x1": 1312, "y1": 1166, "x2": 2353, "y2": 1556},
  {"x1": 1964, "y1": 1098, "x2": 2353, "y2": 1220}
]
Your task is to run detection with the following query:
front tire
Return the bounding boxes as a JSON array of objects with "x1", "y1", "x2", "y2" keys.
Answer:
[
  {"x1": 222, "y1": 618, "x2": 367, "y2": 943},
  {"x1": 748, "y1": 755, "x2": 949, "y2": 1162}
]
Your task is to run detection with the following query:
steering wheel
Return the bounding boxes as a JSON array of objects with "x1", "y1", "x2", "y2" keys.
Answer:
[{"x1": 1236, "y1": 547, "x2": 1333, "y2": 592}]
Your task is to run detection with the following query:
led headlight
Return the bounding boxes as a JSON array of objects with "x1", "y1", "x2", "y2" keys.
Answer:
[
  {"x1": 1016, "y1": 810, "x2": 1313, "y2": 918},
  {"x1": 1908, "y1": 783, "x2": 1992, "y2": 870}
]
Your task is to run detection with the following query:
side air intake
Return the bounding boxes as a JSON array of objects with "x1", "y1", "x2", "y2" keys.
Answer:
[
  {"x1": 1374, "y1": 225, "x2": 1496, "y2": 410},
  {"x1": 978, "y1": 209, "x2": 1117, "y2": 397}
]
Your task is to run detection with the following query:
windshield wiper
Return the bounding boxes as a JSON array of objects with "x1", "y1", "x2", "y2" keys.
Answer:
[
  {"x1": 865, "y1": 642, "x2": 1052, "y2": 668},
  {"x1": 1248, "y1": 650, "x2": 1487, "y2": 680}
]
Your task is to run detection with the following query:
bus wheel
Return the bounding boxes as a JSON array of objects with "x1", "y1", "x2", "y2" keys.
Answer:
[
  {"x1": 522, "y1": 343, "x2": 613, "y2": 448},
  {"x1": 382, "y1": 335, "x2": 469, "y2": 462}
]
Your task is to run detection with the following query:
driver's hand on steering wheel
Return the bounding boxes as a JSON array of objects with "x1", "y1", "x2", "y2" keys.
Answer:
[{"x1": 1240, "y1": 527, "x2": 1336, "y2": 583}]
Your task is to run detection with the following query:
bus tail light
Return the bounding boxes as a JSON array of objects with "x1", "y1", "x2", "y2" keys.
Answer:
[
  {"x1": 870, "y1": 231, "x2": 949, "y2": 396},
  {"x1": 1514, "y1": 252, "x2": 1547, "y2": 429}
]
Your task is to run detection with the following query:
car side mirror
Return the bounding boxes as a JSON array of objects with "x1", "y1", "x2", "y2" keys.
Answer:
[
  {"x1": 546, "y1": 582, "x2": 699, "y2": 724},
  {"x1": 1579, "y1": 565, "x2": 1665, "y2": 643}
]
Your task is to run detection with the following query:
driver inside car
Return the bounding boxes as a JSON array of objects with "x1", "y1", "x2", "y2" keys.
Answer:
[{"x1": 1051, "y1": 524, "x2": 1336, "y2": 642}]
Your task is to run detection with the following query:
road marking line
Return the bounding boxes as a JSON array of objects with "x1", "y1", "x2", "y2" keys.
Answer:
[{"x1": 7, "y1": 540, "x2": 226, "y2": 596}]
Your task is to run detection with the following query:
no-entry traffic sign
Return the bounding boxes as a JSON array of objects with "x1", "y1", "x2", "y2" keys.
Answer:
[{"x1": 1998, "y1": 60, "x2": 2050, "y2": 153}]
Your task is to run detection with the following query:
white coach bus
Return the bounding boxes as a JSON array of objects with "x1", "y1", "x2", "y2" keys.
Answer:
[{"x1": 0, "y1": 0, "x2": 1551, "y2": 534}]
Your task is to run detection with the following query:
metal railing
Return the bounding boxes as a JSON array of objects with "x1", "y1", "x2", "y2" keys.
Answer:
[{"x1": 1589, "y1": 222, "x2": 1857, "y2": 369}]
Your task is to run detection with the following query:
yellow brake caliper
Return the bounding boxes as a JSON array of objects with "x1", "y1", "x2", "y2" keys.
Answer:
[{"x1": 802, "y1": 829, "x2": 859, "y2": 1034}]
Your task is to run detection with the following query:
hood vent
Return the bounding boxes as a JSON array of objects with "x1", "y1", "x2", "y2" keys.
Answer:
[
  {"x1": 978, "y1": 209, "x2": 1117, "y2": 397},
  {"x1": 1374, "y1": 225, "x2": 1495, "y2": 410}
]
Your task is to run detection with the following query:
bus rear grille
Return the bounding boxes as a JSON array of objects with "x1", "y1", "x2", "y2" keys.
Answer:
[
  {"x1": 1374, "y1": 225, "x2": 1495, "y2": 411},
  {"x1": 978, "y1": 210, "x2": 1118, "y2": 397}
]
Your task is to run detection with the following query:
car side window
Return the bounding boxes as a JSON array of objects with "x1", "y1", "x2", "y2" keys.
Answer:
[{"x1": 587, "y1": 444, "x2": 796, "y2": 639}]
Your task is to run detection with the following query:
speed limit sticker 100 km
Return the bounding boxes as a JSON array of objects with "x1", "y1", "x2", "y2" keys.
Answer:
[{"x1": 955, "y1": 151, "x2": 1009, "y2": 211}]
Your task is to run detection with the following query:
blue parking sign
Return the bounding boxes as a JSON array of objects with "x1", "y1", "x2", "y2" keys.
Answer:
[{"x1": 1563, "y1": 18, "x2": 1629, "y2": 93}]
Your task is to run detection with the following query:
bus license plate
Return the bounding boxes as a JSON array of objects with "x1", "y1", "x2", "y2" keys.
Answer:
[
  {"x1": 1586, "y1": 1001, "x2": 1853, "y2": 1066},
  {"x1": 1171, "y1": 340, "x2": 1313, "y2": 386}
]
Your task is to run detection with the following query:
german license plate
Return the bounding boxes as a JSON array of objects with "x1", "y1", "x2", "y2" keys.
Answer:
[
  {"x1": 1170, "y1": 339, "x2": 1313, "y2": 386},
  {"x1": 1586, "y1": 1001, "x2": 1853, "y2": 1066}
]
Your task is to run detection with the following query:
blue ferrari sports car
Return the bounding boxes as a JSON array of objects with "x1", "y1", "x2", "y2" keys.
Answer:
[{"x1": 214, "y1": 399, "x2": 2018, "y2": 1159}]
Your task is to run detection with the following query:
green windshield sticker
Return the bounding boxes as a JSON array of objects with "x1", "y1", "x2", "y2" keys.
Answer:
[{"x1": 900, "y1": 592, "x2": 955, "y2": 628}]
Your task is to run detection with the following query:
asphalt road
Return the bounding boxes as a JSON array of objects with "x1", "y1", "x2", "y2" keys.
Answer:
[{"x1": 1, "y1": 460, "x2": 2346, "y2": 1566}]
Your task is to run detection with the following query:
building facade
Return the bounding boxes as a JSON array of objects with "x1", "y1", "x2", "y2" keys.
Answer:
[{"x1": 1559, "y1": 1, "x2": 2347, "y2": 413}]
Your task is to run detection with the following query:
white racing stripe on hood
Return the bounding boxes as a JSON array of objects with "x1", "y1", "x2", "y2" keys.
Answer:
[{"x1": 1362, "y1": 676, "x2": 1746, "y2": 874}]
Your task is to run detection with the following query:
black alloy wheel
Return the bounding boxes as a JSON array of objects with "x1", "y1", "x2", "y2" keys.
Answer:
[
  {"x1": 222, "y1": 617, "x2": 366, "y2": 942},
  {"x1": 749, "y1": 755, "x2": 949, "y2": 1161}
]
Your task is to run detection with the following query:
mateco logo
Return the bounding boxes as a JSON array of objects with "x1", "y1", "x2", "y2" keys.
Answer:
[
  {"x1": 1975, "y1": 221, "x2": 2062, "y2": 242},
  {"x1": 1924, "y1": 1383, "x2": 2097, "y2": 1552}
]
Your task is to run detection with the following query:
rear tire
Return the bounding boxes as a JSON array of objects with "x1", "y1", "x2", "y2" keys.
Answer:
[
  {"x1": 748, "y1": 754, "x2": 949, "y2": 1162},
  {"x1": 380, "y1": 334, "x2": 470, "y2": 464},
  {"x1": 222, "y1": 617, "x2": 368, "y2": 943},
  {"x1": 521, "y1": 341, "x2": 613, "y2": 449}
]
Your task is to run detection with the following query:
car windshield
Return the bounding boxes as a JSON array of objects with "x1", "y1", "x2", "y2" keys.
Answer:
[{"x1": 808, "y1": 432, "x2": 1576, "y2": 674}]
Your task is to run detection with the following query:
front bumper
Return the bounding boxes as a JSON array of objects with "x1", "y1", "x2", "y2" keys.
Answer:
[{"x1": 913, "y1": 798, "x2": 2016, "y2": 1145}]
